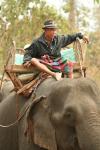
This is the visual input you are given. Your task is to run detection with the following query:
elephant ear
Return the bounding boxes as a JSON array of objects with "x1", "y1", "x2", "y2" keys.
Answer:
[{"x1": 24, "y1": 95, "x2": 57, "y2": 150}]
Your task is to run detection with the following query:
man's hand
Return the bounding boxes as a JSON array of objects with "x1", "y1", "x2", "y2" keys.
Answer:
[
  {"x1": 23, "y1": 61, "x2": 31, "y2": 68},
  {"x1": 82, "y1": 35, "x2": 89, "y2": 44}
]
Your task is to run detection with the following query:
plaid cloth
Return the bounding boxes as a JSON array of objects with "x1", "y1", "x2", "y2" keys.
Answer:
[{"x1": 39, "y1": 53, "x2": 75, "y2": 78}]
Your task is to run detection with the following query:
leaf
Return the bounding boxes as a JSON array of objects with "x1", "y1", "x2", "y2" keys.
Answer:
[{"x1": 94, "y1": 0, "x2": 100, "y2": 3}]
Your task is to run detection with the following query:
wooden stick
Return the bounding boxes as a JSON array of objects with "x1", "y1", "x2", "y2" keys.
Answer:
[
  {"x1": 5, "y1": 65, "x2": 38, "y2": 73},
  {"x1": 17, "y1": 77, "x2": 39, "y2": 94}
]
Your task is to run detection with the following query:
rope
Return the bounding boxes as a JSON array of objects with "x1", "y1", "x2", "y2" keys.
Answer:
[
  {"x1": 0, "y1": 102, "x2": 30, "y2": 128},
  {"x1": 31, "y1": 72, "x2": 50, "y2": 98},
  {"x1": 0, "y1": 49, "x2": 12, "y2": 90},
  {"x1": 0, "y1": 40, "x2": 16, "y2": 90},
  {"x1": 15, "y1": 94, "x2": 20, "y2": 119},
  {"x1": 73, "y1": 38, "x2": 85, "y2": 77},
  {"x1": 0, "y1": 73, "x2": 49, "y2": 128}
]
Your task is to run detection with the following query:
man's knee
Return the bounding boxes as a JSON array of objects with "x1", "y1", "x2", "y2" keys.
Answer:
[
  {"x1": 31, "y1": 58, "x2": 37, "y2": 61},
  {"x1": 31, "y1": 58, "x2": 40, "y2": 65}
]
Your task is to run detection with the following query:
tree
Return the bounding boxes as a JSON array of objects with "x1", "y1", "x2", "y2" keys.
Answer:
[
  {"x1": 0, "y1": 0, "x2": 69, "y2": 70},
  {"x1": 63, "y1": 0, "x2": 77, "y2": 32},
  {"x1": 93, "y1": 6, "x2": 100, "y2": 30},
  {"x1": 94, "y1": 0, "x2": 100, "y2": 3}
]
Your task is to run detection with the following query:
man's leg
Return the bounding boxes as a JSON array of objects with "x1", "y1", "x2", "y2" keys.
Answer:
[
  {"x1": 31, "y1": 58, "x2": 62, "y2": 81},
  {"x1": 63, "y1": 61, "x2": 74, "y2": 79}
]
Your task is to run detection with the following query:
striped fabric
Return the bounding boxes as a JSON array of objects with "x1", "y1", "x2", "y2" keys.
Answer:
[{"x1": 39, "y1": 50, "x2": 75, "y2": 78}]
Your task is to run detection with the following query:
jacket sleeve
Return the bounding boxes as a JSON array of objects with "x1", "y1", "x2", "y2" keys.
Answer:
[
  {"x1": 60, "y1": 33, "x2": 83, "y2": 48},
  {"x1": 23, "y1": 42, "x2": 37, "y2": 63}
]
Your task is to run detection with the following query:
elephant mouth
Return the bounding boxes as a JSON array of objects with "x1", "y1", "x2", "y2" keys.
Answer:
[{"x1": 55, "y1": 127, "x2": 80, "y2": 150}]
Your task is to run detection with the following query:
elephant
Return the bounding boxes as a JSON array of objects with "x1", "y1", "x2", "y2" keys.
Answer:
[
  {"x1": 0, "y1": 77, "x2": 100, "y2": 150},
  {"x1": 0, "y1": 80, "x2": 14, "y2": 102}
]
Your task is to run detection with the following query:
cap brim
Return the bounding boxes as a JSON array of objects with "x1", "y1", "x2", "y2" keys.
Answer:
[{"x1": 42, "y1": 26, "x2": 57, "y2": 29}]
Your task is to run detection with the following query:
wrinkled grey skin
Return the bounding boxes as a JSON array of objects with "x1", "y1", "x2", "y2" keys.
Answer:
[
  {"x1": 0, "y1": 80, "x2": 14, "y2": 102},
  {"x1": 0, "y1": 77, "x2": 100, "y2": 150}
]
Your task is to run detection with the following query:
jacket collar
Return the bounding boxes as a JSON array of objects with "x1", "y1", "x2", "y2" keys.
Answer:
[{"x1": 38, "y1": 33, "x2": 45, "y2": 44}]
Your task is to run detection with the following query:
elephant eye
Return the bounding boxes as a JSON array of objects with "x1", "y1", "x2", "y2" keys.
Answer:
[
  {"x1": 65, "y1": 112, "x2": 72, "y2": 118},
  {"x1": 62, "y1": 106, "x2": 77, "y2": 126}
]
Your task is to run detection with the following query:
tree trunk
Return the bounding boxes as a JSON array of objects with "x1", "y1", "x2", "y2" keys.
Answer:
[{"x1": 68, "y1": 0, "x2": 77, "y2": 32}]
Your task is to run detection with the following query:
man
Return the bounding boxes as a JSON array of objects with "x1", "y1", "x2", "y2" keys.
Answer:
[{"x1": 23, "y1": 20, "x2": 89, "y2": 80}]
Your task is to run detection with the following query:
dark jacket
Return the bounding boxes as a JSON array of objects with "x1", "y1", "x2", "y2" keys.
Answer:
[{"x1": 23, "y1": 32, "x2": 83, "y2": 63}]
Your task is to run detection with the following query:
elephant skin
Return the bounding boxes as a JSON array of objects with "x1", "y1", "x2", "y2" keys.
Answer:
[
  {"x1": 0, "y1": 77, "x2": 100, "y2": 150},
  {"x1": 0, "y1": 80, "x2": 14, "y2": 102}
]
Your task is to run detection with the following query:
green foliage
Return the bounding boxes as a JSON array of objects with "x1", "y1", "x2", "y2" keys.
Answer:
[
  {"x1": 62, "y1": 0, "x2": 77, "y2": 32},
  {"x1": 86, "y1": 31, "x2": 100, "y2": 86},
  {"x1": 0, "y1": 0, "x2": 99, "y2": 85},
  {"x1": 93, "y1": 6, "x2": 100, "y2": 30},
  {"x1": 87, "y1": 32, "x2": 100, "y2": 67},
  {"x1": 0, "y1": 0, "x2": 69, "y2": 67},
  {"x1": 94, "y1": 0, "x2": 100, "y2": 3}
]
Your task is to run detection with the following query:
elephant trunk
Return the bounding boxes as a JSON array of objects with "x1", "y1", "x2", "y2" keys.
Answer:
[{"x1": 76, "y1": 108, "x2": 100, "y2": 150}]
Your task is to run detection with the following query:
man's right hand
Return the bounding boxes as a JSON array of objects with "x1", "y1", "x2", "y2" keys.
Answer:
[
  {"x1": 82, "y1": 35, "x2": 89, "y2": 44},
  {"x1": 23, "y1": 61, "x2": 31, "y2": 68}
]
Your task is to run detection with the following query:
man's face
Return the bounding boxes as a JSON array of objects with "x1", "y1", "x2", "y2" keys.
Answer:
[{"x1": 44, "y1": 28, "x2": 57, "y2": 40}]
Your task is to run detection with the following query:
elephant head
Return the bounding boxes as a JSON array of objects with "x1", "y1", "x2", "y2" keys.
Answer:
[
  {"x1": 19, "y1": 95, "x2": 57, "y2": 150},
  {"x1": 20, "y1": 78, "x2": 100, "y2": 150},
  {"x1": 0, "y1": 80, "x2": 14, "y2": 102}
]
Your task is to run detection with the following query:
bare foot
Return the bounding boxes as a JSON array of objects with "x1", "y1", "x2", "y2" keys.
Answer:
[
  {"x1": 67, "y1": 73, "x2": 73, "y2": 79},
  {"x1": 54, "y1": 73, "x2": 62, "y2": 81}
]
